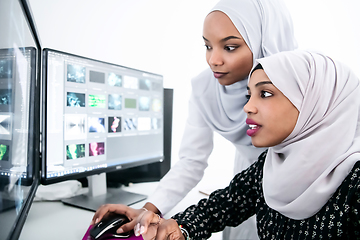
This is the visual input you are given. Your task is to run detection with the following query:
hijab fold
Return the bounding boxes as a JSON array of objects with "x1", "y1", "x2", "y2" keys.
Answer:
[
  {"x1": 257, "y1": 50, "x2": 360, "y2": 220},
  {"x1": 191, "y1": 0, "x2": 297, "y2": 145}
]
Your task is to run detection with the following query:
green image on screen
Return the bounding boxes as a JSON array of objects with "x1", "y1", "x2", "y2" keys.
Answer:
[
  {"x1": 66, "y1": 144, "x2": 86, "y2": 160},
  {"x1": 125, "y1": 98, "x2": 137, "y2": 109},
  {"x1": 89, "y1": 94, "x2": 106, "y2": 108},
  {"x1": 0, "y1": 144, "x2": 9, "y2": 161}
]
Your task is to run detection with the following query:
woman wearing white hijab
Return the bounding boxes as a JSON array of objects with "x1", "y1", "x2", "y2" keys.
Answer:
[
  {"x1": 146, "y1": 0, "x2": 296, "y2": 238},
  {"x1": 92, "y1": 0, "x2": 296, "y2": 238},
  {"x1": 133, "y1": 49, "x2": 360, "y2": 240}
]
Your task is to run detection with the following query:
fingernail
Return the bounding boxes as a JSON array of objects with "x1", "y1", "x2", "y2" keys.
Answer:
[
  {"x1": 135, "y1": 223, "x2": 140, "y2": 236},
  {"x1": 137, "y1": 223, "x2": 140, "y2": 233},
  {"x1": 140, "y1": 226, "x2": 145, "y2": 234},
  {"x1": 95, "y1": 218, "x2": 99, "y2": 224},
  {"x1": 117, "y1": 228, "x2": 124, "y2": 234}
]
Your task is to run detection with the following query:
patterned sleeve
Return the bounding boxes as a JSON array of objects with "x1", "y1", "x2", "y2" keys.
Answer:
[
  {"x1": 349, "y1": 165, "x2": 360, "y2": 237},
  {"x1": 171, "y1": 151, "x2": 267, "y2": 239}
]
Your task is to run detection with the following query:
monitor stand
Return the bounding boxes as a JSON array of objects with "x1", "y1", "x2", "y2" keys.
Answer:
[{"x1": 61, "y1": 173, "x2": 147, "y2": 212}]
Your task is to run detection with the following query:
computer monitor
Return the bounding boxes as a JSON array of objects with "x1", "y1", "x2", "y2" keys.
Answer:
[
  {"x1": 41, "y1": 48, "x2": 164, "y2": 211},
  {"x1": 0, "y1": 0, "x2": 41, "y2": 239}
]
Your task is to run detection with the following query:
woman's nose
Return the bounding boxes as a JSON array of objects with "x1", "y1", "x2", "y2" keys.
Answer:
[
  {"x1": 208, "y1": 49, "x2": 224, "y2": 66},
  {"x1": 243, "y1": 97, "x2": 257, "y2": 114}
]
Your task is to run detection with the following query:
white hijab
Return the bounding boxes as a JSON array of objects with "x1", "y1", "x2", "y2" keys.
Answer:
[
  {"x1": 257, "y1": 50, "x2": 360, "y2": 220},
  {"x1": 191, "y1": 0, "x2": 297, "y2": 144}
]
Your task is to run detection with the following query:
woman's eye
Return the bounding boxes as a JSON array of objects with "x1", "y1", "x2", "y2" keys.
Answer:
[
  {"x1": 261, "y1": 91, "x2": 273, "y2": 98},
  {"x1": 225, "y1": 46, "x2": 237, "y2": 51},
  {"x1": 205, "y1": 45, "x2": 211, "y2": 50},
  {"x1": 245, "y1": 94, "x2": 251, "y2": 100}
]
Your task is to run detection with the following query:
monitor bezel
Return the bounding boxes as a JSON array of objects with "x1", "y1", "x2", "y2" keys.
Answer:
[
  {"x1": 3, "y1": 0, "x2": 41, "y2": 239},
  {"x1": 41, "y1": 48, "x2": 164, "y2": 185}
]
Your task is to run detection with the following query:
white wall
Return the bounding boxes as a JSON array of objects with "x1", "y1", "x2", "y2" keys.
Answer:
[
  {"x1": 285, "y1": 0, "x2": 360, "y2": 77},
  {"x1": 29, "y1": 0, "x2": 360, "y2": 189}
]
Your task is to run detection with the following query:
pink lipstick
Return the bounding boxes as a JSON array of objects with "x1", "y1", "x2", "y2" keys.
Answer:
[{"x1": 246, "y1": 118, "x2": 261, "y2": 137}]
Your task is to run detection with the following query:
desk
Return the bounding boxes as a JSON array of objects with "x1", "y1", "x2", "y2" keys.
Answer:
[{"x1": 19, "y1": 181, "x2": 222, "y2": 240}]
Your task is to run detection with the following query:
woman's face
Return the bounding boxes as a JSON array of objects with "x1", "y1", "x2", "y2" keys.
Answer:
[
  {"x1": 203, "y1": 11, "x2": 253, "y2": 86},
  {"x1": 244, "y1": 69, "x2": 299, "y2": 147}
]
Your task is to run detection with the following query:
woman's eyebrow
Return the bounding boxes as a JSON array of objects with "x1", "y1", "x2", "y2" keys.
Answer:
[
  {"x1": 203, "y1": 36, "x2": 242, "y2": 42},
  {"x1": 247, "y1": 81, "x2": 273, "y2": 90},
  {"x1": 255, "y1": 81, "x2": 273, "y2": 87},
  {"x1": 221, "y1": 36, "x2": 242, "y2": 42}
]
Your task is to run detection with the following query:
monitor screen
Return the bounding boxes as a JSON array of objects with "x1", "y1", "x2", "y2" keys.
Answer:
[
  {"x1": 0, "y1": 0, "x2": 41, "y2": 239},
  {"x1": 41, "y1": 49, "x2": 164, "y2": 210},
  {"x1": 0, "y1": 47, "x2": 36, "y2": 186},
  {"x1": 106, "y1": 88, "x2": 173, "y2": 187}
]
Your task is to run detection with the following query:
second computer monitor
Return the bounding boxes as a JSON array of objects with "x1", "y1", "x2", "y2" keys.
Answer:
[{"x1": 42, "y1": 48, "x2": 164, "y2": 185}]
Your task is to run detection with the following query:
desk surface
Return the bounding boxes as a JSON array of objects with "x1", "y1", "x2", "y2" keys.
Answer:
[{"x1": 19, "y1": 181, "x2": 222, "y2": 240}]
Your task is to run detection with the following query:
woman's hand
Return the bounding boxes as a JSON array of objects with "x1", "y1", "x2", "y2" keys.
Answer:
[
  {"x1": 90, "y1": 204, "x2": 146, "y2": 234},
  {"x1": 134, "y1": 210, "x2": 185, "y2": 240}
]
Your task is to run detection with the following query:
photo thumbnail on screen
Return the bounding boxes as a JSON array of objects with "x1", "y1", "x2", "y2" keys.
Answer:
[
  {"x1": 152, "y1": 98, "x2": 162, "y2": 112},
  {"x1": 0, "y1": 58, "x2": 13, "y2": 79},
  {"x1": 108, "y1": 94, "x2": 122, "y2": 110},
  {"x1": 138, "y1": 117, "x2": 151, "y2": 131},
  {"x1": 66, "y1": 143, "x2": 85, "y2": 160},
  {"x1": 88, "y1": 117, "x2": 105, "y2": 133},
  {"x1": 89, "y1": 142, "x2": 105, "y2": 156},
  {"x1": 139, "y1": 79, "x2": 151, "y2": 91},
  {"x1": 152, "y1": 118, "x2": 162, "y2": 130},
  {"x1": 65, "y1": 114, "x2": 86, "y2": 137},
  {"x1": 0, "y1": 89, "x2": 12, "y2": 108},
  {"x1": 67, "y1": 92, "x2": 86, "y2": 107},
  {"x1": 123, "y1": 76, "x2": 138, "y2": 89},
  {"x1": 0, "y1": 143, "x2": 9, "y2": 161},
  {"x1": 108, "y1": 73, "x2": 122, "y2": 87},
  {"x1": 124, "y1": 118, "x2": 137, "y2": 131},
  {"x1": 67, "y1": 64, "x2": 85, "y2": 83},
  {"x1": 151, "y1": 82, "x2": 162, "y2": 92},
  {"x1": 124, "y1": 98, "x2": 136, "y2": 109},
  {"x1": 89, "y1": 70, "x2": 105, "y2": 84},
  {"x1": 0, "y1": 78, "x2": 13, "y2": 92},
  {"x1": 0, "y1": 114, "x2": 11, "y2": 135},
  {"x1": 88, "y1": 94, "x2": 106, "y2": 108},
  {"x1": 139, "y1": 96, "x2": 150, "y2": 111},
  {"x1": 108, "y1": 116, "x2": 121, "y2": 133}
]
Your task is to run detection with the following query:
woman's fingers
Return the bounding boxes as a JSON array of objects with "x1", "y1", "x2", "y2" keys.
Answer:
[
  {"x1": 91, "y1": 204, "x2": 116, "y2": 225},
  {"x1": 115, "y1": 221, "x2": 134, "y2": 234},
  {"x1": 135, "y1": 216, "x2": 185, "y2": 240},
  {"x1": 134, "y1": 211, "x2": 162, "y2": 237},
  {"x1": 90, "y1": 204, "x2": 131, "y2": 225}
]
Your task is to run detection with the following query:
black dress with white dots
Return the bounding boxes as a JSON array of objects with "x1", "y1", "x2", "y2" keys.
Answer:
[{"x1": 172, "y1": 151, "x2": 360, "y2": 240}]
